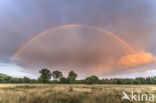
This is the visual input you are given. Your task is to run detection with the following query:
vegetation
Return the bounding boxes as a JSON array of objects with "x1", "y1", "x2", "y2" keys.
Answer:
[
  {"x1": 38, "y1": 68, "x2": 52, "y2": 83},
  {"x1": 85, "y1": 75, "x2": 99, "y2": 84},
  {"x1": 1, "y1": 68, "x2": 156, "y2": 84},
  {"x1": 1, "y1": 69, "x2": 156, "y2": 103},
  {"x1": 52, "y1": 70, "x2": 63, "y2": 80},
  {"x1": 67, "y1": 71, "x2": 78, "y2": 84},
  {"x1": 0, "y1": 84, "x2": 156, "y2": 103}
]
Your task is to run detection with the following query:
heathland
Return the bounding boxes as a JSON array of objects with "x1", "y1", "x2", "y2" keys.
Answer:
[
  {"x1": 1, "y1": 69, "x2": 156, "y2": 103},
  {"x1": 0, "y1": 84, "x2": 156, "y2": 103}
]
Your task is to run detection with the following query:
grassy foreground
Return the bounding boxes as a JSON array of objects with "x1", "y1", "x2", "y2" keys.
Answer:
[{"x1": 0, "y1": 84, "x2": 156, "y2": 103}]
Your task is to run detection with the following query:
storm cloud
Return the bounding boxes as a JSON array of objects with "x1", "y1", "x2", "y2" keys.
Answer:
[
  {"x1": 0, "y1": 0, "x2": 156, "y2": 78},
  {"x1": 13, "y1": 25, "x2": 156, "y2": 77}
]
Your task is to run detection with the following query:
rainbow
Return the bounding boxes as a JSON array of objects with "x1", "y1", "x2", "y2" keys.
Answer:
[{"x1": 13, "y1": 24, "x2": 135, "y2": 58}]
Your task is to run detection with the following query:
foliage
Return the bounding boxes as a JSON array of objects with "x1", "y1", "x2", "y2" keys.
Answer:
[
  {"x1": 38, "y1": 68, "x2": 52, "y2": 83},
  {"x1": 0, "y1": 73, "x2": 11, "y2": 83},
  {"x1": 22, "y1": 77, "x2": 31, "y2": 83},
  {"x1": 68, "y1": 71, "x2": 78, "y2": 84},
  {"x1": 85, "y1": 75, "x2": 99, "y2": 84},
  {"x1": 1, "y1": 69, "x2": 156, "y2": 84},
  {"x1": 60, "y1": 77, "x2": 69, "y2": 84},
  {"x1": 51, "y1": 70, "x2": 63, "y2": 80}
]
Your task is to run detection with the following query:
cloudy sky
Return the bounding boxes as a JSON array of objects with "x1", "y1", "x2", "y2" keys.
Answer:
[{"x1": 0, "y1": 0, "x2": 156, "y2": 79}]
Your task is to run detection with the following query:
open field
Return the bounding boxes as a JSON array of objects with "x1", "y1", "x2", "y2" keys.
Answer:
[{"x1": 0, "y1": 84, "x2": 156, "y2": 103}]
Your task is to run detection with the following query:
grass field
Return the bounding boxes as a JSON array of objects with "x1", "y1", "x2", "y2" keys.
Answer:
[{"x1": 0, "y1": 84, "x2": 156, "y2": 103}]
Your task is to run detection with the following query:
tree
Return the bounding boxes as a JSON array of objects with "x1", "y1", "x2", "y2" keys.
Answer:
[
  {"x1": 68, "y1": 71, "x2": 78, "y2": 84},
  {"x1": 38, "y1": 68, "x2": 52, "y2": 83},
  {"x1": 60, "y1": 77, "x2": 69, "y2": 84},
  {"x1": 22, "y1": 77, "x2": 30, "y2": 83},
  {"x1": 52, "y1": 70, "x2": 63, "y2": 81},
  {"x1": 85, "y1": 75, "x2": 99, "y2": 84},
  {"x1": 0, "y1": 73, "x2": 11, "y2": 83}
]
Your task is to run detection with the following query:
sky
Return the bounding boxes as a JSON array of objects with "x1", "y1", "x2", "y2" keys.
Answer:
[{"x1": 0, "y1": 0, "x2": 156, "y2": 79}]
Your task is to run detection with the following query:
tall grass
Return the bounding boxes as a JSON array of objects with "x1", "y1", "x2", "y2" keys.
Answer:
[{"x1": 0, "y1": 84, "x2": 155, "y2": 103}]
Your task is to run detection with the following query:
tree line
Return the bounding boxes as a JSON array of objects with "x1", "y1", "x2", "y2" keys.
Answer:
[{"x1": 0, "y1": 68, "x2": 156, "y2": 84}]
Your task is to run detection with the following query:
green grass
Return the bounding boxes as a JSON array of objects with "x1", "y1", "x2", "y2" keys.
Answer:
[{"x1": 0, "y1": 84, "x2": 155, "y2": 103}]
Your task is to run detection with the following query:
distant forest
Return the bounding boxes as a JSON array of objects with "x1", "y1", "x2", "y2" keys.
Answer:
[{"x1": 0, "y1": 68, "x2": 156, "y2": 84}]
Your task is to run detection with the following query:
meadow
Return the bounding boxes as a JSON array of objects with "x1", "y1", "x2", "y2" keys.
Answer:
[{"x1": 0, "y1": 84, "x2": 156, "y2": 103}]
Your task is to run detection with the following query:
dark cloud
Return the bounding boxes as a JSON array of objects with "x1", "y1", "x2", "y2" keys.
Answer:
[
  {"x1": 13, "y1": 25, "x2": 156, "y2": 78},
  {"x1": 0, "y1": 0, "x2": 156, "y2": 77}
]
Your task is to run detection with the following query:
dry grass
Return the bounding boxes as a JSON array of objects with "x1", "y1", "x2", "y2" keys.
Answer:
[{"x1": 0, "y1": 84, "x2": 156, "y2": 103}]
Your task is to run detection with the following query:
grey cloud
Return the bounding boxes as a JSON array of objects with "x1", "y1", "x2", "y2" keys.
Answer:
[
  {"x1": 13, "y1": 25, "x2": 155, "y2": 78},
  {"x1": 0, "y1": 0, "x2": 156, "y2": 78}
]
